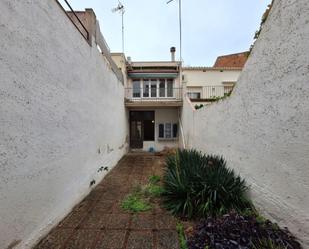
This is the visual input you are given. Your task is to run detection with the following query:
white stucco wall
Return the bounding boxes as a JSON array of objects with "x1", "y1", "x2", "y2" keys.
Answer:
[
  {"x1": 183, "y1": 69, "x2": 241, "y2": 87},
  {"x1": 182, "y1": 0, "x2": 309, "y2": 246},
  {"x1": 0, "y1": 1, "x2": 128, "y2": 249},
  {"x1": 111, "y1": 53, "x2": 128, "y2": 86},
  {"x1": 180, "y1": 97, "x2": 196, "y2": 149}
]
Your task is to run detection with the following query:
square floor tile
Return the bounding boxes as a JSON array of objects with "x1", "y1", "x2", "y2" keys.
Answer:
[
  {"x1": 94, "y1": 230, "x2": 126, "y2": 249},
  {"x1": 155, "y1": 214, "x2": 177, "y2": 230},
  {"x1": 131, "y1": 214, "x2": 154, "y2": 230},
  {"x1": 126, "y1": 231, "x2": 153, "y2": 249},
  {"x1": 64, "y1": 229, "x2": 99, "y2": 249},
  {"x1": 157, "y1": 230, "x2": 179, "y2": 249},
  {"x1": 106, "y1": 214, "x2": 131, "y2": 229},
  {"x1": 79, "y1": 212, "x2": 110, "y2": 229}
]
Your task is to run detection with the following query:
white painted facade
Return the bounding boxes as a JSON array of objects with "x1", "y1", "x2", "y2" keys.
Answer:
[
  {"x1": 181, "y1": 0, "x2": 309, "y2": 246},
  {"x1": 183, "y1": 67, "x2": 241, "y2": 87},
  {"x1": 183, "y1": 67, "x2": 242, "y2": 106},
  {"x1": 0, "y1": 1, "x2": 128, "y2": 248}
]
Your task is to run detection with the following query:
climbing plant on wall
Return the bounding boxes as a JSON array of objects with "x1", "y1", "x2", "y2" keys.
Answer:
[{"x1": 249, "y1": 0, "x2": 274, "y2": 52}]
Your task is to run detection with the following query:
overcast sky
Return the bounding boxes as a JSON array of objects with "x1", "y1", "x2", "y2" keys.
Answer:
[{"x1": 66, "y1": 0, "x2": 271, "y2": 66}]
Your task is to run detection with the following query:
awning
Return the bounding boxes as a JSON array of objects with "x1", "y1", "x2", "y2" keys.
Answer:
[{"x1": 128, "y1": 73, "x2": 178, "y2": 79}]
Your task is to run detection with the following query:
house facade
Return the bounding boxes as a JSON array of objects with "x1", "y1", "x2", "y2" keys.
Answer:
[{"x1": 112, "y1": 49, "x2": 182, "y2": 151}]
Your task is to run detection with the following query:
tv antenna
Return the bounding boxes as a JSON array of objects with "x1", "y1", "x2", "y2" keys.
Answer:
[
  {"x1": 112, "y1": 1, "x2": 125, "y2": 53},
  {"x1": 167, "y1": 0, "x2": 182, "y2": 62}
]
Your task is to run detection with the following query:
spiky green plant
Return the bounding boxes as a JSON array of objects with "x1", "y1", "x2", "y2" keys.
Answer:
[{"x1": 162, "y1": 149, "x2": 253, "y2": 218}]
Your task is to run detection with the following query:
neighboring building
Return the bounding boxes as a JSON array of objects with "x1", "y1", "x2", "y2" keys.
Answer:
[
  {"x1": 112, "y1": 48, "x2": 182, "y2": 151},
  {"x1": 182, "y1": 66, "x2": 242, "y2": 106},
  {"x1": 213, "y1": 51, "x2": 249, "y2": 67},
  {"x1": 183, "y1": 52, "x2": 248, "y2": 106}
]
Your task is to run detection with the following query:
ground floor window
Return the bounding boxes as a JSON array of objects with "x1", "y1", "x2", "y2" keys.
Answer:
[{"x1": 158, "y1": 123, "x2": 178, "y2": 139}]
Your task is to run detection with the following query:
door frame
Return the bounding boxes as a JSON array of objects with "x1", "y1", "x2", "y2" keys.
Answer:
[{"x1": 129, "y1": 111, "x2": 155, "y2": 149}]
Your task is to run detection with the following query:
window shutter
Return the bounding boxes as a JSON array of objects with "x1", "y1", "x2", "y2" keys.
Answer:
[
  {"x1": 173, "y1": 123, "x2": 178, "y2": 138},
  {"x1": 158, "y1": 124, "x2": 164, "y2": 138}
]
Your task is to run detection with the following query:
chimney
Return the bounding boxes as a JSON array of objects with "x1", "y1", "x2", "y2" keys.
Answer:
[{"x1": 170, "y1": 47, "x2": 176, "y2": 61}]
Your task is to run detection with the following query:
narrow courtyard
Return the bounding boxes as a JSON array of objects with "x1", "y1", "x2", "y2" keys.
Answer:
[{"x1": 34, "y1": 153, "x2": 179, "y2": 249}]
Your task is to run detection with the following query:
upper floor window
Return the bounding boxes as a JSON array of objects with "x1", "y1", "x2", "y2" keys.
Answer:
[
  {"x1": 133, "y1": 80, "x2": 141, "y2": 97},
  {"x1": 133, "y1": 79, "x2": 174, "y2": 98},
  {"x1": 159, "y1": 79, "x2": 165, "y2": 97},
  {"x1": 151, "y1": 80, "x2": 157, "y2": 97},
  {"x1": 188, "y1": 92, "x2": 201, "y2": 99},
  {"x1": 167, "y1": 79, "x2": 173, "y2": 97},
  {"x1": 143, "y1": 80, "x2": 149, "y2": 97}
]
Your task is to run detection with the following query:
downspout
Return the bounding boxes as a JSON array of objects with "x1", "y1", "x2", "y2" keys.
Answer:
[{"x1": 178, "y1": 108, "x2": 186, "y2": 149}]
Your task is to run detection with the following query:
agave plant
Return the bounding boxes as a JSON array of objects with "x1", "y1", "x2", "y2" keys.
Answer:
[{"x1": 162, "y1": 149, "x2": 253, "y2": 217}]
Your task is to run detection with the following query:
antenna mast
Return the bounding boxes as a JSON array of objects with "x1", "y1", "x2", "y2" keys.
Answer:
[
  {"x1": 167, "y1": 0, "x2": 182, "y2": 62},
  {"x1": 112, "y1": 1, "x2": 125, "y2": 53}
]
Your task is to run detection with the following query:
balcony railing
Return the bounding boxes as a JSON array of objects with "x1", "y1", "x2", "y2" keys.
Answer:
[
  {"x1": 188, "y1": 85, "x2": 234, "y2": 101},
  {"x1": 125, "y1": 88, "x2": 183, "y2": 102}
]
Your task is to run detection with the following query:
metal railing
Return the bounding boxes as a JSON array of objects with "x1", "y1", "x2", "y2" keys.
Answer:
[
  {"x1": 56, "y1": 0, "x2": 89, "y2": 41},
  {"x1": 125, "y1": 88, "x2": 183, "y2": 101},
  {"x1": 188, "y1": 85, "x2": 234, "y2": 101}
]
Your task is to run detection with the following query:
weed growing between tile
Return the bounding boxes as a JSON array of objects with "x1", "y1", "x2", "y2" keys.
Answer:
[
  {"x1": 176, "y1": 222, "x2": 188, "y2": 249},
  {"x1": 121, "y1": 175, "x2": 164, "y2": 213}
]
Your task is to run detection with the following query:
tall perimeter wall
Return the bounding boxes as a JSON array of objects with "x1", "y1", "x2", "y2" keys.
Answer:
[
  {"x1": 182, "y1": 0, "x2": 309, "y2": 246},
  {"x1": 0, "y1": 1, "x2": 128, "y2": 248}
]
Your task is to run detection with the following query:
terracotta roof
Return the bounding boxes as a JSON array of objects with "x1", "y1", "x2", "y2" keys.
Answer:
[{"x1": 213, "y1": 52, "x2": 249, "y2": 68}]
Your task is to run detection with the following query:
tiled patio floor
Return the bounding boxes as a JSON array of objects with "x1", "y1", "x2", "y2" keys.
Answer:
[{"x1": 34, "y1": 153, "x2": 179, "y2": 249}]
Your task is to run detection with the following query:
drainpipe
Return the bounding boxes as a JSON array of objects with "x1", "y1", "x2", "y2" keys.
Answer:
[{"x1": 178, "y1": 108, "x2": 186, "y2": 149}]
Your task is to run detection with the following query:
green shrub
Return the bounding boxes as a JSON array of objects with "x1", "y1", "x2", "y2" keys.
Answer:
[
  {"x1": 144, "y1": 184, "x2": 164, "y2": 197},
  {"x1": 162, "y1": 149, "x2": 253, "y2": 218},
  {"x1": 148, "y1": 175, "x2": 161, "y2": 184},
  {"x1": 143, "y1": 175, "x2": 164, "y2": 198}
]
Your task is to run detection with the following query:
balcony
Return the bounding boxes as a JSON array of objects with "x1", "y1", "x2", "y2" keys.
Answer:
[
  {"x1": 188, "y1": 85, "x2": 234, "y2": 102},
  {"x1": 125, "y1": 87, "x2": 183, "y2": 108}
]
